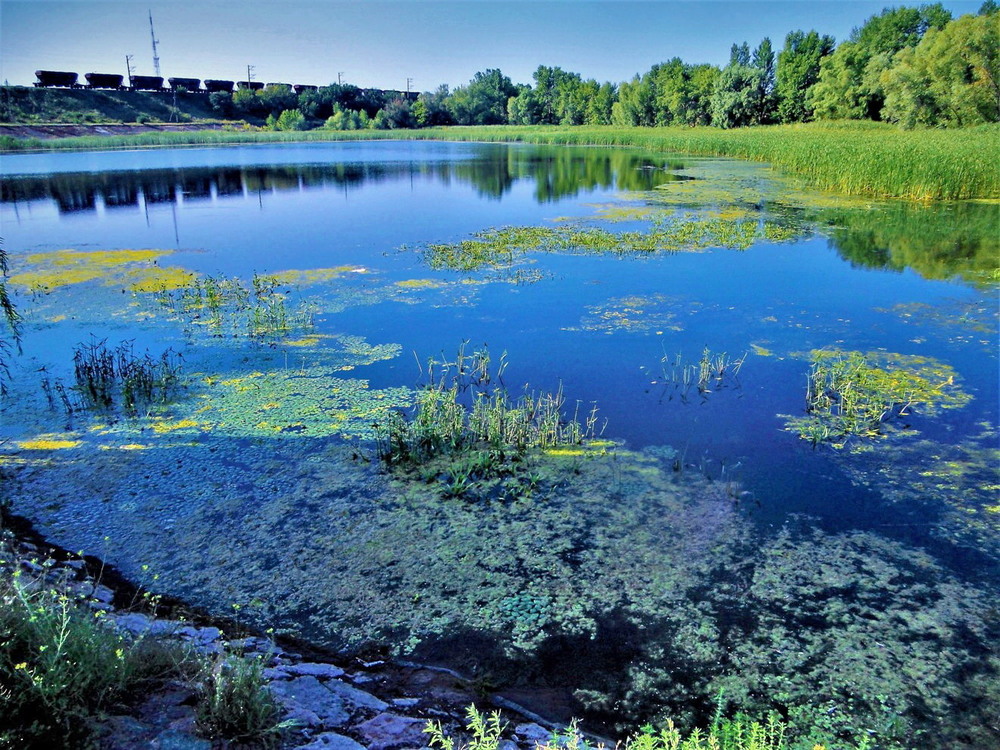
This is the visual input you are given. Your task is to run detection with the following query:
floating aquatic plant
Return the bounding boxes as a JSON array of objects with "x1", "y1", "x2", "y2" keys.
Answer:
[
  {"x1": 658, "y1": 347, "x2": 746, "y2": 401},
  {"x1": 785, "y1": 349, "x2": 971, "y2": 446}
]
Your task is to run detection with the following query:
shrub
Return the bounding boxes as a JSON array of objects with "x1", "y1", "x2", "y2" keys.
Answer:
[{"x1": 195, "y1": 652, "x2": 290, "y2": 746}]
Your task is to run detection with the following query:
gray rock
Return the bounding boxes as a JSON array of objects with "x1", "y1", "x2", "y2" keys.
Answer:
[
  {"x1": 293, "y1": 732, "x2": 368, "y2": 750},
  {"x1": 391, "y1": 698, "x2": 420, "y2": 708},
  {"x1": 499, "y1": 741, "x2": 519, "y2": 750},
  {"x1": 325, "y1": 679, "x2": 389, "y2": 712},
  {"x1": 264, "y1": 666, "x2": 293, "y2": 680},
  {"x1": 284, "y1": 705, "x2": 323, "y2": 728},
  {"x1": 357, "y1": 713, "x2": 428, "y2": 750},
  {"x1": 284, "y1": 662, "x2": 346, "y2": 679},
  {"x1": 90, "y1": 583, "x2": 116, "y2": 603},
  {"x1": 514, "y1": 723, "x2": 552, "y2": 746},
  {"x1": 113, "y1": 612, "x2": 182, "y2": 637},
  {"x1": 270, "y1": 676, "x2": 350, "y2": 728}
]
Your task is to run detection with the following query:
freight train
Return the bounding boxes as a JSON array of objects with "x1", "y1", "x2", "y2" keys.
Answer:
[{"x1": 32, "y1": 70, "x2": 402, "y2": 98}]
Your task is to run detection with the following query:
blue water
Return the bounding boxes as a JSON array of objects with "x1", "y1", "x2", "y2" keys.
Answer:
[{"x1": 2, "y1": 141, "x2": 998, "y2": 741}]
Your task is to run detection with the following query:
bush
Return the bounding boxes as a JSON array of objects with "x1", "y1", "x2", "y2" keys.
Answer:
[
  {"x1": 0, "y1": 565, "x2": 188, "y2": 747},
  {"x1": 195, "y1": 652, "x2": 291, "y2": 746},
  {"x1": 274, "y1": 109, "x2": 307, "y2": 131}
]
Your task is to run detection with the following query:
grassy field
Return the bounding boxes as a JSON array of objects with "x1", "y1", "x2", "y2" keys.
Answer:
[{"x1": 2, "y1": 122, "x2": 998, "y2": 201}]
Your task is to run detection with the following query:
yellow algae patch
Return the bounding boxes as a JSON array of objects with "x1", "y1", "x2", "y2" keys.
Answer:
[
  {"x1": 99, "y1": 444, "x2": 150, "y2": 451},
  {"x1": 544, "y1": 448, "x2": 587, "y2": 457},
  {"x1": 751, "y1": 343, "x2": 774, "y2": 357},
  {"x1": 269, "y1": 266, "x2": 368, "y2": 285},
  {"x1": 122, "y1": 266, "x2": 197, "y2": 293},
  {"x1": 261, "y1": 402, "x2": 282, "y2": 410},
  {"x1": 395, "y1": 279, "x2": 448, "y2": 290},
  {"x1": 150, "y1": 418, "x2": 202, "y2": 434},
  {"x1": 16, "y1": 438, "x2": 81, "y2": 450},
  {"x1": 9, "y1": 249, "x2": 173, "y2": 291},
  {"x1": 285, "y1": 336, "x2": 324, "y2": 347}
]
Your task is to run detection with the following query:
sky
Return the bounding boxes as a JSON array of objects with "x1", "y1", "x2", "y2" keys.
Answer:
[{"x1": 0, "y1": 0, "x2": 984, "y2": 92}]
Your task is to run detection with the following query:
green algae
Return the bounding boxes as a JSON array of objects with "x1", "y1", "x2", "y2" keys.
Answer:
[
  {"x1": 783, "y1": 350, "x2": 972, "y2": 447},
  {"x1": 566, "y1": 294, "x2": 684, "y2": 335}
]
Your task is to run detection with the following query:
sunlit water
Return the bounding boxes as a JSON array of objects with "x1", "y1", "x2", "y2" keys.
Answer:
[{"x1": 1, "y1": 141, "x2": 998, "y2": 745}]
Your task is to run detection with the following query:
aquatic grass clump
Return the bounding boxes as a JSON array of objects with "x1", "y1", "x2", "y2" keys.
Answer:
[
  {"x1": 156, "y1": 271, "x2": 314, "y2": 340},
  {"x1": 659, "y1": 347, "x2": 746, "y2": 401},
  {"x1": 785, "y1": 350, "x2": 971, "y2": 446},
  {"x1": 375, "y1": 344, "x2": 602, "y2": 491},
  {"x1": 68, "y1": 337, "x2": 183, "y2": 416}
]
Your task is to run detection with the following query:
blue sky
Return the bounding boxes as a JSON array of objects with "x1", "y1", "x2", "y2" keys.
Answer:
[{"x1": 0, "y1": 1, "x2": 984, "y2": 91}]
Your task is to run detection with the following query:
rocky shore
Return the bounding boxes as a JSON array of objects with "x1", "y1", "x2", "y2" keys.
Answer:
[{"x1": 1, "y1": 518, "x2": 569, "y2": 750}]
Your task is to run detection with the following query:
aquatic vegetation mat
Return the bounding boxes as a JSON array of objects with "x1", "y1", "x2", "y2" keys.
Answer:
[{"x1": 784, "y1": 349, "x2": 971, "y2": 446}]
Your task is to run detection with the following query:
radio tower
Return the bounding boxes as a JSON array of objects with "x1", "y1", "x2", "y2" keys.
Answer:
[{"x1": 148, "y1": 10, "x2": 161, "y2": 76}]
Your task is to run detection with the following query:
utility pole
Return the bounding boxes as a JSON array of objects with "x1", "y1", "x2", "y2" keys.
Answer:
[
  {"x1": 125, "y1": 54, "x2": 134, "y2": 88},
  {"x1": 247, "y1": 64, "x2": 255, "y2": 88},
  {"x1": 337, "y1": 72, "x2": 344, "y2": 86},
  {"x1": 148, "y1": 10, "x2": 161, "y2": 77},
  {"x1": 406, "y1": 77, "x2": 413, "y2": 94}
]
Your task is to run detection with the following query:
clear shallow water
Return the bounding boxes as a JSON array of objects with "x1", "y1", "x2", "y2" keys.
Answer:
[{"x1": 1, "y1": 141, "x2": 998, "y2": 745}]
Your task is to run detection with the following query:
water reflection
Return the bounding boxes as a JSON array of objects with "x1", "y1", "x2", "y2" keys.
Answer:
[
  {"x1": 821, "y1": 201, "x2": 1000, "y2": 287},
  {"x1": 1, "y1": 145, "x2": 689, "y2": 215}
]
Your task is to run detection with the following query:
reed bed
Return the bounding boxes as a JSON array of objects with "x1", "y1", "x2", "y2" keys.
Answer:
[{"x1": 4, "y1": 122, "x2": 997, "y2": 200}]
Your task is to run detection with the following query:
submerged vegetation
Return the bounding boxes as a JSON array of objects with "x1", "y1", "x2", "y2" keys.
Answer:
[{"x1": 785, "y1": 350, "x2": 971, "y2": 446}]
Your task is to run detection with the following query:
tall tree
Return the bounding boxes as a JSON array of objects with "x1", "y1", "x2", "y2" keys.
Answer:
[
  {"x1": 751, "y1": 37, "x2": 778, "y2": 123},
  {"x1": 446, "y1": 69, "x2": 517, "y2": 125},
  {"x1": 810, "y1": 3, "x2": 952, "y2": 120},
  {"x1": 776, "y1": 30, "x2": 836, "y2": 122},
  {"x1": 881, "y1": 11, "x2": 1000, "y2": 127}
]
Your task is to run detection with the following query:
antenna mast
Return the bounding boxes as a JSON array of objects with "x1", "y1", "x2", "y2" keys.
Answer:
[{"x1": 148, "y1": 10, "x2": 161, "y2": 76}]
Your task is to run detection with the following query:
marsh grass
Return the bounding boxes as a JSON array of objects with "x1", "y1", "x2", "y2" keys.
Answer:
[
  {"x1": 376, "y1": 344, "x2": 601, "y2": 497},
  {"x1": 660, "y1": 348, "x2": 746, "y2": 402},
  {"x1": 786, "y1": 350, "x2": 971, "y2": 446},
  {"x1": 157, "y1": 271, "x2": 313, "y2": 340},
  {"x1": 6, "y1": 123, "x2": 996, "y2": 200},
  {"x1": 70, "y1": 337, "x2": 183, "y2": 416}
]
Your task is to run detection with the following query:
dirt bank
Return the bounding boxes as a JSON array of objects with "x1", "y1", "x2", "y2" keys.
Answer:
[{"x1": 0, "y1": 122, "x2": 229, "y2": 139}]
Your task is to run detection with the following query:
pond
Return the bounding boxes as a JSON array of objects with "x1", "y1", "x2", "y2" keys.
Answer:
[{"x1": 1, "y1": 140, "x2": 998, "y2": 747}]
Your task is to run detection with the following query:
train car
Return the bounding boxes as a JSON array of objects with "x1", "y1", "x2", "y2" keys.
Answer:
[
  {"x1": 168, "y1": 77, "x2": 201, "y2": 92},
  {"x1": 85, "y1": 73, "x2": 124, "y2": 89},
  {"x1": 293, "y1": 84, "x2": 318, "y2": 95},
  {"x1": 264, "y1": 82, "x2": 292, "y2": 90},
  {"x1": 34, "y1": 70, "x2": 78, "y2": 88},
  {"x1": 204, "y1": 79, "x2": 235, "y2": 93},
  {"x1": 236, "y1": 81, "x2": 264, "y2": 91},
  {"x1": 130, "y1": 75, "x2": 164, "y2": 91}
]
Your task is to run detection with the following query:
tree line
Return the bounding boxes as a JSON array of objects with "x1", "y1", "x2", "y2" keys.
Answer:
[{"x1": 210, "y1": 2, "x2": 998, "y2": 132}]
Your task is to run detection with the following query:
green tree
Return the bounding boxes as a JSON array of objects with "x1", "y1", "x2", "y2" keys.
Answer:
[
  {"x1": 383, "y1": 97, "x2": 416, "y2": 129},
  {"x1": 710, "y1": 38, "x2": 774, "y2": 127},
  {"x1": 881, "y1": 12, "x2": 1000, "y2": 127},
  {"x1": 507, "y1": 86, "x2": 542, "y2": 125},
  {"x1": 446, "y1": 69, "x2": 517, "y2": 125},
  {"x1": 413, "y1": 85, "x2": 453, "y2": 127},
  {"x1": 810, "y1": 4, "x2": 952, "y2": 120},
  {"x1": 776, "y1": 30, "x2": 836, "y2": 122},
  {"x1": 586, "y1": 82, "x2": 618, "y2": 125}
]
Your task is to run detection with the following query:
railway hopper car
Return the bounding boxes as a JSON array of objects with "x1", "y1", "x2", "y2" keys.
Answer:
[
  {"x1": 85, "y1": 73, "x2": 124, "y2": 89},
  {"x1": 34, "y1": 70, "x2": 79, "y2": 87},
  {"x1": 130, "y1": 75, "x2": 165, "y2": 91},
  {"x1": 168, "y1": 77, "x2": 201, "y2": 91},
  {"x1": 204, "y1": 80, "x2": 235, "y2": 93}
]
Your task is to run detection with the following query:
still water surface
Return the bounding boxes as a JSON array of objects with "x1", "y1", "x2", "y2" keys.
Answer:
[{"x1": 1, "y1": 141, "x2": 998, "y2": 745}]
